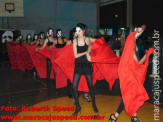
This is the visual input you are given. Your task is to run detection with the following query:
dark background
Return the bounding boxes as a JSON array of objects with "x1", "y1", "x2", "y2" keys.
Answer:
[{"x1": 100, "y1": 0, "x2": 162, "y2": 36}]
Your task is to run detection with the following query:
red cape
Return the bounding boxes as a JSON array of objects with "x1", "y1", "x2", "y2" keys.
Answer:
[
  {"x1": 90, "y1": 38, "x2": 120, "y2": 90},
  {"x1": 6, "y1": 42, "x2": 19, "y2": 70},
  {"x1": 53, "y1": 38, "x2": 120, "y2": 92},
  {"x1": 37, "y1": 47, "x2": 67, "y2": 89},
  {"x1": 118, "y1": 31, "x2": 155, "y2": 116},
  {"x1": 6, "y1": 42, "x2": 33, "y2": 71},
  {"x1": 22, "y1": 44, "x2": 33, "y2": 71},
  {"x1": 25, "y1": 45, "x2": 50, "y2": 79}
]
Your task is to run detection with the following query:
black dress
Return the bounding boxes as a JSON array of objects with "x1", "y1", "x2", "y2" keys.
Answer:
[
  {"x1": 47, "y1": 38, "x2": 53, "y2": 46},
  {"x1": 135, "y1": 49, "x2": 140, "y2": 60},
  {"x1": 45, "y1": 37, "x2": 53, "y2": 89},
  {"x1": 56, "y1": 38, "x2": 65, "y2": 48},
  {"x1": 74, "y1": 38, "x2": 93, "y2": 75}
]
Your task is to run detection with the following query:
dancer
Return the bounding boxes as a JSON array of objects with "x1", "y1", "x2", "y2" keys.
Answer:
[
  {"x1": 30, "y1": 34, "x2": 38, "y2": 45},
  {"x1": 26, "y1": 34, "x2": 32, "y2": 45},
  {"x1": 66, "y1": 27, "x2": 92, "y2": 102},
  {"x1": 36, "y1": 28, "x2": 55, "y2": 89},
  {"x1": 31, "y1": 32, "x2": 45, "y2": 46},
  {"x1": 109, "y1": 25, "x2": 155, "y2": 122},
  {"x1": 33, "y1": 34, "x2": 38, "y2": 41},
  {"x1": 72, "y1": 23, "x2": 98, "y2": 116},
  {"x1": 30, "y1": 32, "x2": 45, "y2": 79},
  {"x1": 16, "y1": 35, "x2": 24, "y2": 44},
  {"x1": 51, "y1": 29, "x2": 65, "y2": 49},
  {"x1": 37, "y1": 32, "x2": 46, "y2": 46}
]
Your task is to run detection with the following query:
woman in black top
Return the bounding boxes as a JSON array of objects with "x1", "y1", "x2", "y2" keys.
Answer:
[
  {"x1": 26, "y1": 34, "x2": 32, "y2": 45},
  {"x1": 37, "y1": 32, "x2": 46, "y2": 46},
  {"x1": 16, "y1": 35, "x2": 24, "y2": 44},
  {"x1": 36, "y1": 28, "x2": 55, "y2": 89},
  {"x1": 48, "y1": 29, "x2": 66, "y2": 94},
  {"x1": 66, "y1": 28, "x2": 92, "y2": 102},
  {"x1": 49, "y1": 29, "x2": 65, "y2": 49},
  {"x1": 72, "y1": 23, "x2": 98, "y2": 116}
]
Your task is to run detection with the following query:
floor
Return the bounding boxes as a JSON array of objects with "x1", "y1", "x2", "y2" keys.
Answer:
[
  {"x1": 0, "y1": 57, "x2": 163, "y2": 122},
  {"x1": 12, "y1": 95, "x2": 163, "y2": 122}
]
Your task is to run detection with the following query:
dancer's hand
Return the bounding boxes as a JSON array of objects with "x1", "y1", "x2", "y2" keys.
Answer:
[
  {"x1": 86, "y1": 53, "x2": 91, "y2": 62},
  {"x1": 48, "y1": 46, "x2": 52, "y2": 51},
  {"x1": 141, "y1": 25, "x2": 146, "y2": 30},
  {"x1": 35, "y1": 48, "x2": 39, "y2": 51},
  {"x1": 149, "y1": 48, "x2": 156, "y2": 54}
]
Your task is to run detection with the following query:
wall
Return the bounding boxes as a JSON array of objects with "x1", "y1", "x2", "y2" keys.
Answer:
[{"x1": 0, "y1": 0, "x2": 97, "y2": 38}]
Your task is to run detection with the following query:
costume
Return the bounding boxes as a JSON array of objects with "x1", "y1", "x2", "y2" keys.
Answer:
[
  {"x1": 118, "y1": 31, "x2": 155, "y2": 116},
  {"x1": 53, "y1": 38, "x2": 120, "y2": 92}
]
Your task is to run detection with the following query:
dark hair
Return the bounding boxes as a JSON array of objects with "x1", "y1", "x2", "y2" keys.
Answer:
[
  {"x1": 56, "y1": 29, "x2": 61, "y2": 35},
  {"x1": 26, "y1": 34, "x2": 32, "y2": 43},
  {"x1": 19, "y1": 35, "x2": 23, "y2": 44},
  {"x1": 33, "y1": 34, "x2": 38, "y2": 41},
  {"x1": 38, "y1": 32, "x2": 45, "y2": 39},
  {"x1": 76, "y1": 23, "x2": 88, "y2": 31},
  {"x1": 47, "y1": 28, "x2": 54, "y2": 36},
  {"x1": 69, "y1": 27, "x2": 76, "y2": 41}
]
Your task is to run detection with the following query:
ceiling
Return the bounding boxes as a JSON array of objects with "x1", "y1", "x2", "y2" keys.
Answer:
[
  {"x1": 69, "y1": 0, "x2": 126, "y2": 6},
  {"x1": 100, "y1": 0, "x2": 125, "y2": 6}
]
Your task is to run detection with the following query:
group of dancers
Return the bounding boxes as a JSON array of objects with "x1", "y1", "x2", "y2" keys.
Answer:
[{"x1": 6, "y1": 23, "x2": 156, "y2": 122}]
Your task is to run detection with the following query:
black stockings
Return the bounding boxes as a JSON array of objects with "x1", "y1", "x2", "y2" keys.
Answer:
[{"x1": 72, "y1": 73, "x2": 95, "y2": 106}]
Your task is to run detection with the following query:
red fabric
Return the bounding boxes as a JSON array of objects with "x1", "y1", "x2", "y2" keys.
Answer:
[
  {"x1": 51, "y1": 48, "x2": 67, "y2": 89},
  {"x1": 37, "y1": 46, "x2": 54, "y2": 59},
  {"x1": 13, "y1": 43, "x2": 26, "y2": 71},
  {"x1": 25, "y1": 45, "x2": 48, "y2": 78},
  {"x1": 52, "y1": 44, "x2": 89, "y2": 91},
  {"x1": 11, "y1": 43, "x2": 33, "y2": 71},
  {"x1": 22, "y1": 44, "x2": 34, "y2": 70},
  {"x1": 7, "y1": 42, "x2": 33, "y2": 71},
  {"x1": 36, "y1": 47, "x2": 54, "y2": 79},
  {"x1": 90, "y1": 38, "x2": 120, "y2": 90},
  {"x1": 38, "y1": 47, "x2": 67, "y2": 88},
  {"x1": 90, "y1": 38, "x2": 120, "y2": 63},
  {"x1": 53, "y1": 38, "x2": 120, "y2": 92},
  {"x1": 6, "y1": 42, "x2": 19, "y2": 70},
  {"x1": 118, "y1": 31, "x2": 155, "y2": 116},
  {"x1": 53, "y1": 63, "x2": 67, "y2": 89}
]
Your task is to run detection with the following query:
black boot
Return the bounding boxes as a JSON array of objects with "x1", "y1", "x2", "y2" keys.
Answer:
[
  {"x1": 131, "y1": 116, "x2": 140, "y2": 122},
  {"x1": 72, "y1": 106, "x2": 81, "y2": 116},
  {"x1": 92, "y1": 104, "x2": 98, "y2": 113}
]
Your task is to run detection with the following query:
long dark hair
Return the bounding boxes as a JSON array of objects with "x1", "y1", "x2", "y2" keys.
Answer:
[
  {"x1": 76, "y1": 23, "x2": 88, "y2": 36},
  {"x1": 19, "y1": 35, "x2": 23, "y2": 44},
  {"x1": 69, "y1": 27, "x2": 76, "y2": 42},
  {"x1": 47, "y1": 28, "x2": 54, "y2": 37},
  {"x1": 33, "y1": 34, "x2": 38, "y2": 41},
  {"x1": 38, "y1": 32, "x2": 45, "y2": 39},
  {"x1": 76, "y1": 23, "x2": 87, "y2": 31},
  {"x1": 56, "y1": 29, "x2": 62, "y2": 38},
  {"x1": 26, "y1": 34, "x2": 32, "y2": 43}
]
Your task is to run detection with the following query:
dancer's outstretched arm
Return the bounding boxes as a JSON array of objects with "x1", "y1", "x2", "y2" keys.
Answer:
[{"x1": 36, "y1": 38, "x2": 48, "y2": 51}]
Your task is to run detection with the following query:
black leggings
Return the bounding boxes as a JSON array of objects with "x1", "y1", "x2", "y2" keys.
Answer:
[
  {"x1": 67, "y1": 79, "x2": 73, "y2": 96},
  {"x1": 72, "y1": 73, "x2": 95, "y2": 106},
  {"x1": 46, "y1": 58, "x2": 51, "y2": 89},
  {"x1": 116, "y1": 101, "x2": 124, "y2": 114}
]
